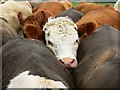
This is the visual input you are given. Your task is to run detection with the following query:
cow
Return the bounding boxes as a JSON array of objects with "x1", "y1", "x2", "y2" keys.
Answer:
[
  {"x1": 56, "y1": 8, "x2": 84, "y2": 23},
  {"x1": 0, "y1": 18, "x2": 18, "y2": 46},
  {"x1": 0, "y1": 1, "x2": 32, "y2": 32},
  {"x1": 76, "y1": 2, "x2": 113, "y2": 14},
  {"x1": 73, "y1": 24, "x2": 120, "y2": 88},
  {"x1": 1, "y1": 36, "x2": 74, "y2": 89},
  {"x1": 17, "y1": 10, "x2": 51, "y2": 43},
  {"x1": 114, "y1": 0, "x2": 120, "y2": 12},
  {"x1": 32, "y1": 2, "x2": 65, "y2": 16},
  {"x1": 76, "y1": 7, "x2": 120, "y2": 41},
  {"x1": 43, "y1": 17, "x2": 79, "y2": 68},
  {"x1": 18, "y1": 2, "x2": 66, "y2": 43}
]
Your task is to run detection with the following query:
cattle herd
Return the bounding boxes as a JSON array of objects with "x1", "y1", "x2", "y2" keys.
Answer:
[{"x1": 0, "y1": 0, "x2": 120, "y2": 89}]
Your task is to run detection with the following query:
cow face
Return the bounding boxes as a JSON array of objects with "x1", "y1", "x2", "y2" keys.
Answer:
[{"x1": 43, "y1": 17, "x2": 79, "y2": 68}]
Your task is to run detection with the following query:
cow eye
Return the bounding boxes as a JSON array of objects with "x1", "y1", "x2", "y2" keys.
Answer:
[
  {"x1": 74, "y1": 39, "x2": 79, "y2": 45},
  {"x1": 48, "y1": 40, "x2": 53, "y2": 46},
  {"x1": 74, "y1": 27, "x2": 77, "y2": 30},
  {"x1": 44, "y1": 28, "x2": 47, "y2": 31},
  {"x1": 76, "y1": 39, "x2": 79, "y2": 43}
]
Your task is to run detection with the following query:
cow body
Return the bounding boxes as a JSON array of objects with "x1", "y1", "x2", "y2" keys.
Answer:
[
  {"x1": 1, "y1": 37, "x2": 74, "y2": 89},
  {"x1": 32, "y1": 2, "x2": 65, "y2": 16},
  {"x1": 0, "y1": 1, "x2": 32, "y2": 32},
  {"x1": 76, "y1": 7, "x2": 120, "y2": 40},
  {"x1": 56, "y1": 8, "x2": 84, "y2": 23},
  {"x1": 18, "y1": 2, "x2": 66, "y2": 43},
  {"x1": 0, "y1": 18, "x2": 18, "y2": 46},
  {"x1": 76, "y1": 2, "x2": 113, "y2": 14},
  {"x1": 74, "y1": 25, "x2": 120, "y2": 88}
]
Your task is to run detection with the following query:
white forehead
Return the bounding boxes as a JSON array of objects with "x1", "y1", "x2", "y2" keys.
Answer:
[{"x1": 43, "y1": 17, "x2": 78, "y2": 44}]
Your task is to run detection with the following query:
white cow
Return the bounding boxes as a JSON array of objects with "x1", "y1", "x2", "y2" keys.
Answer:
[
  {"x1": 114, "y1": 0, "x2": 120, "y2": 12},
  {"x1": 43, "y1": 17, "x2": 79, "y2": 68},
  {"x1": 0, "y1": 1, "x2": 32, "y2": 32}
]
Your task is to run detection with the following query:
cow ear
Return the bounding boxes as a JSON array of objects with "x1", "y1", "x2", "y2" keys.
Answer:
[
  {"x1": 77, "y1": 21, "x2": 98, "y2": 37},
  {"x1": 41, "y1": 10, "x2": 54, "y2": 24},
  {"x1": 18, "y1": 12, "x2": 26, "y2": 25}
]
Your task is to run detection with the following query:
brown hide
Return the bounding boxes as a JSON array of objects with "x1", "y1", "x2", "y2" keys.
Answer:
[
  {"x1": 76, "y1": 8, "x2": 120, "y2": 41},
  {"x1": 76, "y1": 2, "x2": 113, "y2": 14},
  {"x1": 18, "y1": 2, "x2": 65, "y2": 43},
  {"x1": 32, "y1": 2, "x2": 65, "y2": 16},
  {"x1": 18, "y1": 11, "x2": 52, "y2": 43}
]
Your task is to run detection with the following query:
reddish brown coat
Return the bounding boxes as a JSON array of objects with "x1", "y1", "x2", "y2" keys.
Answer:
[
  {"x1": 76, "y1": 7, "x2": 120, "y2": 41},
  {"x1": 76, "y1": 2, "x2": 113, "y2": 14}
]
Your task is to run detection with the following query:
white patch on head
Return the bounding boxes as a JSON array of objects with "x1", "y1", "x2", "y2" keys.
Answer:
[
  {"x1": 8, "y1": 71, "x2": 67, "y2": 88},
  {"x1": 43, "y1": 17, "x2": 79, "y2": 60},
  {"x1": 114, "y1": 0, "x2": 120, "y2": 12}
]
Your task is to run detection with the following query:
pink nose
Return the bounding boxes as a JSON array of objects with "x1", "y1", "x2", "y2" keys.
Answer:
[{"x1": 59, "y1": 58, "x2": 78, "y2": 68}]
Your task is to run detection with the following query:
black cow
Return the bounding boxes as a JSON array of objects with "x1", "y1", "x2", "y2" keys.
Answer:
[
  {"x1": 0, "y1": 18, "x2": 18, "y2": 46},
  {"x1": 1, "y1": 37, "x2": 74, "y2": 89},
  {"x1": 56, "y1": 8, "x2": 84, "y2": 23},
  {"x1": 73, "y1": 24, "x2": 120, "y2": 88}
]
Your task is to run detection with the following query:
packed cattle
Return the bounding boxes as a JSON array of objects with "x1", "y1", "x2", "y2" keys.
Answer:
[
  {"x1": 1, "y1": 0, "x2": 120, "y2": 89},
  {"x1": 74, "y1": 24, "x2": 119, "y2": 88}
]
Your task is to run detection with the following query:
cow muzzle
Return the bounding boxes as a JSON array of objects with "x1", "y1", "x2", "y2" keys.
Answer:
[{"x1": 59, "y1": 57, "x2": 78, "y2": 68}]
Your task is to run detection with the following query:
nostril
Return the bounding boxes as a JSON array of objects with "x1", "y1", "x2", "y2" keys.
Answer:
[
  {"x1": 59, "y1": 59, "x2": 64, "y2": 65},
  {"x1": 71, "y1": 59, "x2": 75, "y2": 64}
]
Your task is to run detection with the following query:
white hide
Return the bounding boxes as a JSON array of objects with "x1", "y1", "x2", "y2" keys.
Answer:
[
  {"x1": 0, "y1": 1, "x2": 32, "y2": 31},
  {"x1": 8, "y1": 71, "x2": 67, "y2": 88},
  {"x1": 43, "y1": 17, "x2": 79, "y2": 61},
  {"x1": 114, "y1": 0, "x2": 120, "y2": 12}
]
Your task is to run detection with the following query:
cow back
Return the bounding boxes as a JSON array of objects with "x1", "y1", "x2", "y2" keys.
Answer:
[
  {"x1": 74, "y1": 24, "x2": 120, "y2": 88},
  {"x1": 0, "y1": 19, "x2": 18, "y2": 46},
  {"x1": 1, "y1": 36, "x2": 74, "y2": 89}
]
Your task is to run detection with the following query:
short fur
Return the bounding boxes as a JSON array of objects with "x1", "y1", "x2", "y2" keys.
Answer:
[
  {"x1": 74, "y1": 25, "x2": 120, "y2": 88},
  {"x1": 0, "y1": 1, "x2": 32, "y2": 31},
  {"x1": 77, "y1": 7, "x2": 120, "y2": 41},
  {"x1": 76, "y1": 2, "x2": 114, "y2": 14}
]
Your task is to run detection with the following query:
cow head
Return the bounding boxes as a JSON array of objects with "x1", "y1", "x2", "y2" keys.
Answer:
[
  {"x1": 18, "y1": 10, "x2": 53, "y2": 43},
  {"x1": 43, "y1": 17, "x2": 79, "y2": 68}
]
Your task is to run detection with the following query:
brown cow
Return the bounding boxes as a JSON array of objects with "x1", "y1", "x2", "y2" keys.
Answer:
[
  {"x1": 32, "y1": 2, "x2": 65, "y2": 16},
  {"x1": 76, "y1": 2, "x2": 113, "y2": 14},
  {"x1": 18, "y1": 10, "x2": 53, "y2": 43},
  {"x1": 18, "y1": 2, "x2": 66, "y2": 43},
  {"x1": 74, "y1": 25, "x2": 120, "y2": 88},
  {"x1": 76, "y1": 7, "x2": 120, "y2": 41}
]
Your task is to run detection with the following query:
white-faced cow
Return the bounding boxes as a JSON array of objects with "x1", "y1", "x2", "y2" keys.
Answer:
[
  {"x1": 0, "y1": 18, "x2": 18, "y2": 46},
  {"x1": 43, "y1": 17, "x2": 80, "y2": 68},
  {"x1": 73, "y1": 24, "x2": 120, "y2": 88},
  {"x1": 1, "y1": 36, "x2": 74, "y2": 89}
]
